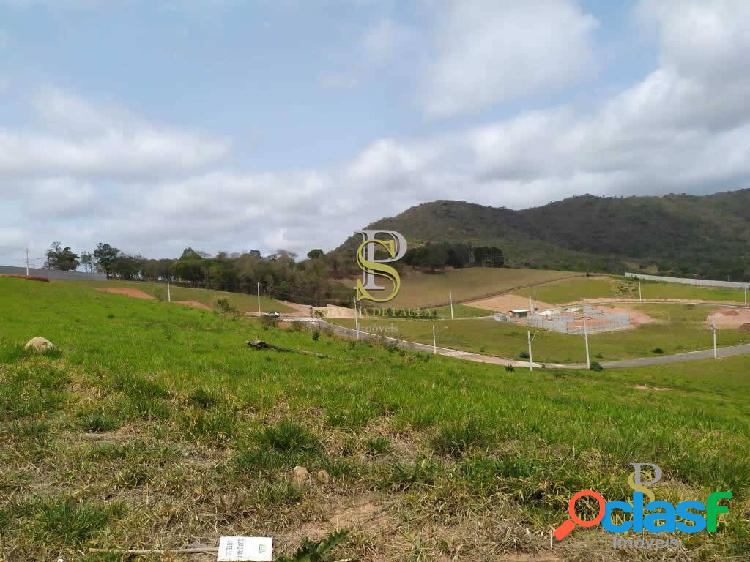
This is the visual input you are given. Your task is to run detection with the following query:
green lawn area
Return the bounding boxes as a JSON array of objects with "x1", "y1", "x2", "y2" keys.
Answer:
[
  {"x1": 516, "y1": 275, "x2": 748, "y2": 305},
  {"x1": 347, "y1": 303, "x2": 750, "y2": 364},
  {"x1": 516, "y1": 275, "x2": 620, "y2": 303},
  {"x1": 74, "y1": 278, "x2": 292, "y2": 313},
  {"x1": 373, "y1": 267, "x2": 581, "y2": 308},
  {"x1": 428, "y1": 303, "x2": 492, "y2": 318},
  {"x1": 1, "y1": 277, "x2": 747, "y2": 560}
]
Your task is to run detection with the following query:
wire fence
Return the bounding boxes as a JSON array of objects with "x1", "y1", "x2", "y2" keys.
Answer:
[
  {"x1": 625, "y1": 272, "x2": 750, "y2": 289},
  {"x1": 495, "y1": 305, "x2": 630, "y2": 334}
]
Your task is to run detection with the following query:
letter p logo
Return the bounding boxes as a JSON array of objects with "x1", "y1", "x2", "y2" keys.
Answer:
[{"x1": 355, "y1": 230, "x2": 407, "y2": 303}]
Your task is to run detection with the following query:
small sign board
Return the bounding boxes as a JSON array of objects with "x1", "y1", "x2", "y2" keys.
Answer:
[{"x1": 217, "y1": 536, "x2": 272, "y2": 561}]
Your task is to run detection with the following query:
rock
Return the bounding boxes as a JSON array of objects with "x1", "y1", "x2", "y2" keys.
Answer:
[
  {"x1": 315, "y1": 469, "x2": 331, "y2": 484},
  {"x1": 24, "y1": 337, "x2": 56, "y2": 354},
  {"x1": 292, "y1": 465, "x2": 310, "y2": 487}
]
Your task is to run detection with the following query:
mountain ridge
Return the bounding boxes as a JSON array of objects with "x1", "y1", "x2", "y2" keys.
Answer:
[{"x1": 337, "y1": 189, "x2": 750, "y2": 279}]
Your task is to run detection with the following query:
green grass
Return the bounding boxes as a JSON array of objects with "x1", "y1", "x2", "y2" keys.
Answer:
[
  {"x1": 0, "y1": 277, "x2": 748, "y2": 560},
  {"x1": 75, "y1": 278, "x2": 293, "y2": 313},
  {"x1": 344, "y1": 303, "x2": 750, "y2": 363},
  {"x1": 373, "y1": 267, "x2": 581, "y2": 308},
  {"x1": 516, "y1": 275, "x2": 748, "y2": 305},
  {"x1": 517, "y1": 275, "x2": 621, "y2": 303},
  {"x1": 428, "y1": 303, "x2": 492, "y2": 318}
]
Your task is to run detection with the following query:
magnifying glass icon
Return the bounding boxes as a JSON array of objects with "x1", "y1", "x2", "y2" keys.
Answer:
[{"x1": 553, "y1": 489, "x2": 606, "y2": 541}]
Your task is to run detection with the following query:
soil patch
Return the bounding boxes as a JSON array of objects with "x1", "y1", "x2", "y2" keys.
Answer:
[
  {"x1": 707, "y1": 307, "x2": 750, "y2": 329},
  {"x1": 97, "y1": 287, "x2": 155, "y2": 300},
  {"x1": 173, "y1": 300, "x2": 211, "y2": 310},
  {"x1": 467, "y1": 294, "x2": 552, "y2": 313}
]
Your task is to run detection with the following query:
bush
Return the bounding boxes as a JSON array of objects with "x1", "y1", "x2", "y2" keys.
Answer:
[
  {"x1": 260, "y1": 315, "x2": 278, "y2": 329},
  {"x1": 652, "y1": 347, "x2": 664, "y2": 354},
  {"x1": 215, "y1": 298, "x2": 233, "y2": 313},
  {"x1": 505, "y1": 365, "x2": 514, "y2": 372},
  {"x1": 519, "y1": 351, "x2": 530, "y2": 359},
  {"x1": 256, "y1": 420, "x2": 320, "y2": 453},
  {"x1": 312, "y1": 329, "x2": 320, "y2": 341},
  {"x1": 590, "y1": 361, "x2": 604, "y2": 372},
  {"x1": 430, "y1": 420, "x2": 490, "y2": 457}
]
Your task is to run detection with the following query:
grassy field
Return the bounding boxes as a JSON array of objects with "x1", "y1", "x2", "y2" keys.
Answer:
[
  {"x1": 516, "y1": 276, "x2": 748, "y2": 305},
  {"x1": 75, "y1": 279, "x2": 293, "y2": 313},
  {"x1": 378, "y1": 267, "x2": 581, "y2": 308},
  {"x1": 1, "y1": 277, "x2": 748, "y2": 561},
  {"x1": 341, "y1": 303, "x2": 750, "y2": 364}
]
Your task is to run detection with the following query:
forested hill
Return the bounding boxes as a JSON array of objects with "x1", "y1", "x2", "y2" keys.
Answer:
[{"x1": 339, "y1": 190, "x2": 750, "y2": 280}]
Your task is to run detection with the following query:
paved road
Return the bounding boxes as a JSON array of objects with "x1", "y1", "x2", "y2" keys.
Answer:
[
  {"x1": 286, "y1": 317, "x2": 750, "y2": 370},
  {"x1": 601, "y1": 342, "x2": 750, "y2": 368}
]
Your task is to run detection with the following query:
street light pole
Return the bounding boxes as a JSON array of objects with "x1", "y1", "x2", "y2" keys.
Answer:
[
  {"x1": 712, "y1": 322, "x2": 717, "y2": 359},
  {"x1": 257, "y1": 281, "x2": 261, "y2": 316},
  {"x1": 527, "y1": 330, "x2": 534, "y2": 372},
  {"x1": 583, "y1": 316, "x2": 590, "y2": 369}
]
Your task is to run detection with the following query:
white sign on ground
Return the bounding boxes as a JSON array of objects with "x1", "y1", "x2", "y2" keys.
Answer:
[{"x1": 217, "y1": 536, "x2": 272, "y2": 561}]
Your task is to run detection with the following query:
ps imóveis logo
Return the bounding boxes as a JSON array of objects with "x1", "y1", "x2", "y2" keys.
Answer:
[{"x1": 355, "y1": 230, "x2": 407, "y2": 303}]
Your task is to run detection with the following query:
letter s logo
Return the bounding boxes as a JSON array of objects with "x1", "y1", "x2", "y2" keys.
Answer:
[{"x1": 355, "y1": 230, "x2": 407, "y2": 302}]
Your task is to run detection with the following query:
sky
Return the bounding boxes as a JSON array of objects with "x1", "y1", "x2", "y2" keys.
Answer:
[{"x1": 1, "y1": 0, "x2": 749, "y2": 266}]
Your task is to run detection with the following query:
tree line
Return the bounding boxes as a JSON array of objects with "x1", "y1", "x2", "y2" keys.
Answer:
[
  {"x1": 402, "y1": 242, "x2": 504, "y2": 271},
  {"x1": 45, "y1": 242, "x2": 352, "y2": 305}
]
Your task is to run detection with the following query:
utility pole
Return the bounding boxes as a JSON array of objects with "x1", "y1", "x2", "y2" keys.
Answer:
[
  {"x1": 527, "y1": 330, "x2": 534, "y2": 371},
  {"x1": 745, "y1": 285, "x2": 748, "y2": 307},
  {"x1": 449, "y1": 290, "x2": 454, "y2": 320},
  {"x1": 257, "y1": 281, "x2": 261, "y2": 316},
  {"x1": 25, "y1": 248, "x2": 30, "y2": 277},
  {"x1": 583, "y1": 316, "x2": 591, "y2": 369},
  {"x1": 354, "y1": 296, "x2": 360, "y2": 340},
  {"x1": 167, "y1": 279, "x2": 171, "y2": 302},
  {"x1": 638, "y1": 281, "x2": 642, "y2": 302},
  {"x1": 712, "y1": 322, "x2": 717, "y2": 359},
  {"x1": 432, "y1": 324, "x2": 437, "y2": 354}
]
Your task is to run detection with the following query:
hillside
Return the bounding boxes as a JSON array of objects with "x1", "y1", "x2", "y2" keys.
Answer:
[
  {"x1": 1, "y1": 278, "x2": 749, "y2": 559},
  {"x1": 338, "y1": 190, "x2": 750, "y2": 279}
]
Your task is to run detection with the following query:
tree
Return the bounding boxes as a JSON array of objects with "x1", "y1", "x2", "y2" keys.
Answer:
[
  {"x1": 307, "y1": 249, "x2": 325, "y2": 260},
  {"x1": 46, "y1": 241, "x2": 80, "y2": 271},
  {"x1": 93, "y1": 243, "x2": 120, "y2": 279}
]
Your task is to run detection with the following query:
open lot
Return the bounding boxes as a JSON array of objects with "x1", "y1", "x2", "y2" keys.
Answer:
[
  {"x1": 341, "y1": 303, "x2": 750, "y2": 364},
  {"x1": 369, "y1": 267, "x2": 581, "y2": 308},
  {"x1": 75, "y1": 279, "x2": 292, "y2": 314},
  {"x1": 1, "y1": 277, "x2": 748, "y2": 561},
  {"x1": 516, "y1": 275, "x2": 749, "y2": 305}
]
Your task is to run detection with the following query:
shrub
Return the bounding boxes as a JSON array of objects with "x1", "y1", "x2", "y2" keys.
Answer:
[
  {"x1": 260, "y1": 315, "x2": 278, "y2": 329},
  {"x1": 256, "y1": 420, "x2": 320, "y2": 453},
  {"x1": 590, "y1": 361, "x2": 604, "y2": 372},
  {"x1": 312, "y1": 329, "x2": 320, "y2": 341},
  {"x1": 505, "y1": 365, "x2": 515, "y2": 372},
  {"x1": 215, "y1": 298, "x2": 233, "y2": 313},
  {"x1": 519, "y1": 351, "x2": 530, "y2": 359},
  {"x1": 430, "y1": 420, "x2": 490, "y2": 457},
  {"x1": 652, "y1": 347, "x2": 664, "y2": 354}
]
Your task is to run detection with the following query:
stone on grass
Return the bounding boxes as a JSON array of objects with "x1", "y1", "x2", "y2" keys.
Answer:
[
  {"x1": 292, "y1": 465, "x2": 310, "y2": 487},
  {"x1": 315, "y1": 469, "x2": 331, "y2": 484},
  {"x1": 24, "y1": 337, "x2": 56, "y2": 354}
]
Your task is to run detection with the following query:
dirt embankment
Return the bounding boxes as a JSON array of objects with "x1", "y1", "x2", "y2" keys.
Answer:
[
  {"x1": 96, "y1": 288, "x2": 155, "y2": 300},
  {"x1": 707, "y1": 307, "x2": 750, "y2": 330},
  {"x1": 466, "y1": 294, "x2": 552, "y2": 313}
]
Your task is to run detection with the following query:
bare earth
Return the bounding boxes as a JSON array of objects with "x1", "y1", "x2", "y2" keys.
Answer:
[
  {"x1": 96, "y1": 287, "x2": 155, "y2": 300},
  {"x1": 173, "y1": 300, "x2": 212, "y2": 310},
  {"x1": 466, "y1": 293, "x2": 552, "y2": 313},
  {"x1": 707, "y1": 307, "x2": 750, "y2": 329}
]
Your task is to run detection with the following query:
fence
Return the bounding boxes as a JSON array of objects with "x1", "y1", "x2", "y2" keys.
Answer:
[
  {"x1": 0, "y1": 266, "x2": 107, "y2": 281},
  {"x1": 495, "y1": 305, "x2": 631, "y2": 334},
  {"x1": 625, "y1": 272, "x2": 749, "y2": 290}
]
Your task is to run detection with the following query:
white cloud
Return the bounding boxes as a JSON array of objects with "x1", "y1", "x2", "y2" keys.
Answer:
[
  {"x1": 0, "y1": 89, "x2": 229, "y2": 181},
  {"x1": 3, "y1": 2, "x2": 750, "y2": 265},
  {"x1": 420, "y1": 0, "x2": 598, "y2": 117}
]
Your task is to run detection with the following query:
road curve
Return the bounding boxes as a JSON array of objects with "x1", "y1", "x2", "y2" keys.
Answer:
[{"x1": 283, "y1": 317, "x2": 750, "y2": 370}]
